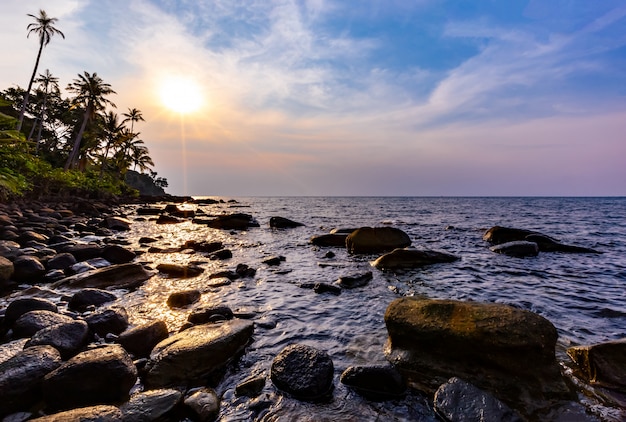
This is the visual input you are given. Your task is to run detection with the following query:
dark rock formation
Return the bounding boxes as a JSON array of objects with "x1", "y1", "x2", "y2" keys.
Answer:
[
  {"x1": 346, "y1": 227, "x2": 411, "y2": 254},
  {"x1": 235, "y1": 375, "x2": 266, "y2": 397},
  {"x1": 101, "y1": 244, "x2": 136, "y2": 264},
  {"x1": 117, "y1": 320, "x2": 169, "y2": 358},
  {"x1": 271, "y1": 344, "x2": 334, "y2": 401},
  {"x1": 310, "y1": 233, "x2": 348, "y2": 247},
  {"x1": 269, "y1": 216, "x2": 304, "y2": 228},
  {"x1": 13, "y1": 310, "x2": 75, "y2": 338},
  {"x1": 46, "y1": 252, "x2": 77, "y2": 270},
  {"x1": 337, "y1": 271, "x2": 372, "y2": 289},
  {"x1": 483, "y1": 226, "x2": 601, "y2": 254},
  {"x1": 371, "y1": 248, "x2": 459, "y2": 270},
  {"x1": 167, "y1": 289, "x2": 201, "y2": 308},
  {"x1": 490, "y1": 241, "x2": 539, "y2": 257},
  {"x1": 157, "y1": 263, "x2": 204, "y2": 278},
  {"x1": 5, "y1": 297, "x2": 58, "y2": 324},
  {"x1": 188, "y1": 306, "x2": 234, "y2": 324},
  {"x1": 183, "y1": 387, "x2": 220, "y2": 421},
  {"x1": 340, "y1": 364, "x2": 405, "y2": 400},
  {"x1": 24, "y1": 320, "x2": 91, "y2": 359},
  {"x1": 85, "y1": 306, "x2": 129, "y2": 337},
  {"x1": 195, "y1": 213, "x2": 259, "y2": 230},
  {"x1": 68, "y1": 288, "x2": 117, "y2": 312},
  {"x1": 12, "y1": 255, "x2": 46, "y2": 282},
  {"x1": 567, "y1": 338, "x2": 626, "y2": 391}
]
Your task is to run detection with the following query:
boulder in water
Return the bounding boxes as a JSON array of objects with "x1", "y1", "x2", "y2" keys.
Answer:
[
  {"x1": 117, "y1": 320, "x2": 169, "y2": 358},
  {"x1": 346, "y1": 227, "x2": 411, "y2": 254},
  {"x1": 340, "y1": 364, "x2": 405, "y2": 400},
  {"x1": 567, "y1": 338, "x2": 626, "y2": 391},
  {"x1": 490, "y1": 241, "x2": 539, "y2": 257},
  {"x1": 371, "y1": 248, "x2": 459, "y2": 270},
  {"x1": 52, "y1": 262, "x2": 152, "y2": 290},
  {"x1": 337, "y1": 271, "x2": 373, "y2": 289},
  {"x1": 157, "y1": 263, "x2": 204, "y2": 278},
  {"x1": 167, "y1": 289, "x2": 201, "y2": 308},
  {"x1": 183, "y1": 387, "x2": 220, "y2": 421},
  {"x1": 68, "y1": 288, "x2": 117, "y2": 312},
  {"x1": 85, "y1": 306, "x2": 129, "y2": 337},
  {"x1": 269, "y1": 216, "x2": 304, "y2": 228},
  {"x1": 310, "y1": 233, "x2": 348, "y2": 247}
]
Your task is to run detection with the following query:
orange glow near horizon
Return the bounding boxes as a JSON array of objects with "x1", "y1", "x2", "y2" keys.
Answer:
[{"x1": 159, "y1": 75, "x2": 205, "y2": 115}]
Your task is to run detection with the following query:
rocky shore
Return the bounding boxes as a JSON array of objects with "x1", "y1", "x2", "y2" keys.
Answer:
[{"x1": 0, "y1": 198, "x2": 624, "y2": 421}]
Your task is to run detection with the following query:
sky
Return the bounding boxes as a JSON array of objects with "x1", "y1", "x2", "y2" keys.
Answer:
[{"x1": 1, "y1": 0, "x2": 626, "y2": 196}]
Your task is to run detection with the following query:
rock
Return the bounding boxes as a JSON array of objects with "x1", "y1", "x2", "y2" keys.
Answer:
[
  {"x1": 0, "y1": 346, "x2": 62, "y2": 416},
  {"x1": 68, "y1": 288, "x2": 117, "y2": 312},
  {"x1": 210, "y1": 249, "x2": 233, "y2": 260},
  {"x1": 483, "y1": 226, "x2": 541, "y2": 245},
  {"x1": 271, "y1": 344, "x2": 334, "y2": 401},
  {"x1": 0, "y1": 240, "x2": 21, "y2": 259},
  {"x1": 167, "y1": 290, "x2": 201, "y2": 308},
  {"x1": 13, "y1": 310, "x2": 75, "y2": 338},
  {"x1": 490, "y1": 241, "x2": 539, "y2": 257},
  {"x1": 235, "y1": 375, "x2": 266, "y2": 397},
  {"x1": 0, "y1": 255, "x2": 14, "y2": 283},
  {"x1": 156, "y1": 215, "x2": 184, "y2": 224},
  {"x1": 337, "y1": 271, "x2": 372, "y2": 289},
  {"x1": 29, "y1": 405, "x2": 122, "y2": 421},
  {"x1": 104, "y1": 216, "x2": 131, "y2": 231},
  {"x1": 182, "y1": 240, "x2": 223, "y2": 253},
  {"x1": 63, "y1": 243, "x2": 104, "y2": 262},
  {"x1": 340, "y1": 365, "x2": 405, "y2": 400},
  {"x1": 42, "y1": 345, "x2": 137, "y2": 410},
  {"x1": 346, "y1": 227, "x2": 411, "y2": 254},
  {"x1": 24, "y1": 320, "x2": 91, "y2": 360},
  {"x1": 269, "y1": 216, "x2": 304, "y2": 228},
  {"x1": 157, "y1": 263, "x2": 204, "y2": 278},
  {"x1": 5, "y1": 298, "x2": 58, "y2": 324},
  {"x1": 120, "y1": 389, "x2": 182, "y2": 421},
  {"x1": 567, "y1": 339, "x2": 626, "y2": 391},
  {"x1": 117, "y1": 320, "x2": 169, "y2": 358},
  {"x1": 196, "y1": 213, "x2": 259, "y2": 230},
  {"x1": 262, "y1": 256, "x2": 285, "y2": 266},
  {"x1": 483, "y1": 226, "x2": 601, "y2": 254},
  {"x1": 310, "y1": 233, "x2": 348, "y2": 247},
  {"x1": 85, "y1": 306, "x2": 129, "y2": 337},
  {"x1": 183, "y1": 388, "x2": 220, "y2": 422},
  {"x1": 371, "y1": 248, "x2": 459, "y2": 270},
  {"x1": 188, "y1": 306, "x2": 234, "y2": 324},
  {"x1": 52, "y1": 262, "x2": 152, "y2": 290},
  {"x1": 145, "y1": 319, "x2": 254, "y2": 388},
  {"x1": 101, "y1": 245, "x2": 136, "y2": 264},
  {"x1": 46, "y1": 252, "x2": 77, "y2": 270},
  {"x1": 313, "y1": 283, "x2": 342, "y2": 295},
  {"x1": 17, "y1": 230, "x2": 48, "y2": 246},
  {"x1": 434, "y1": 377, "x2": 523, "y2": 422},
  {"x1": 164, "y1": 205, "x2": 195, "y2": 218},
  {"x1": 137, "y1": 207, "x2": 163, "y2": 216},
  {"x1": 138, "y1": 236, "x2": 159, "y2": 244},
  {"x1": 384, "y1": 298, "x2": 573, "y2": 418},
  {"x1": 12, "y1": 255, "x2": 46, "y2": 282}
]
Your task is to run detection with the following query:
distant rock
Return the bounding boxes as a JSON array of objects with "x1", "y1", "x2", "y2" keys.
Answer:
[
  {"x1": 271, "y1": 344, "x2": 334, "y2": 401},
  {"x1": 346, "y1": 227, "x2": 411, "y2": 254},
  {"x1": 371, "y1": 248, "x2": 459, "y2": 270},
  {"x1": 337, "y1": 271, "x2": 372, "y2": 289},
  {"x1": 567, "y1": 338, "x2": 626, "y2": 391},
  {"x1": 483, "y1": 226, "x2": 601, "y2": 254},
  {"x1": 490, "y1": 241, "x2": 539, "y2": 257},
  {"x1": 269, "y1": 216, "x2": 304, "y2": 228},
  {"x1": 310, "y1": 233, "x2": 348, "y2": 247},
  {"x1": 195, "y1": 213, "x2": 259, "y2": 230}
]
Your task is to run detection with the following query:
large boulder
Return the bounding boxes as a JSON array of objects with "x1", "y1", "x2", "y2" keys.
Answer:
[
  {"x1": 0, "y1": 345, "x2": 62, "y2": 416},
  {"x1": 29, "y1": 405, "x2": 122, "y2": 421},
  {"x1": 13, "y1": 310, "x2": 75, "y2": 338},
  {"x1": 567, "y1": 339, "x2": 626, "y2": 391},
  {"x1": 483, "y1": 226, "x2": 600, "y2": 254},
  {"x1": 371, "y1": 248, "x2": 459, "y2": 270},
  {"x1": 384, "y1": 298, "x2": 573, "y2": 418},
  {"x1": 51, "y1": 262, "x2": 152, "y2": 290},
  {"x1": 270, "y1": 344, "x2": 334, "y2": 401},
  {"x1": 144, "y1": 319, "x2": 254, "y2": 388},
  {"x1": 4, "y1": 297, "x2": 58, "y2": 324},
  {"x1": 195, "y1": 214, "x2": 259, "y2": 230},
  {"x1": 490, "y1": 241, "x2": 539, "y2": 257},
  {"x1": 42, "y1": 345, "x2": 137, "y2": 410},
  {"x1": 346, "y1": 227, "x2": 411, "y2": 254},
  {"x1": 24, "y1": 320, "x2": 91, "y2": 359}
]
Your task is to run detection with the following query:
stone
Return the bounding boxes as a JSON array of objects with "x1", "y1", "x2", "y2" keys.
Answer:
[
  {"x1": 188, "y1": 306, "x2": 234, "y2": 324},
  {"x1": 52, "y1": 262, "x2": 152, "y2": 290},
  {"x1": 235, "y1": 375, "x2": 266, "y2": 397},
  {"x1": 104, "y1": 216, "x2": 131, "y2": 231},
  {"x1": 0, "y1": 255, "x2": 14, "y2": 283},
  {"x1": 384, "y1": 298, "x2": 573, "y2": 418},
  {"x1": 42, "y1": 345, "x2": 137, "y2": 410},
  {"x1": 13, "y1": 310, "x2": 75, "y2": 338},
  {"x1": 483, "y1": 226, "x2": 601, "y2": 254},
  {"x1": 63, "y1": 243, "x2": 104, "y2": 262},
  {"x1": 156, "y1": 215, "x2": 184, "y2": 224},
  {"x1": 17, "y1": 230, "x2": 48, "y2": 246},
  {"x1": 310, "y1": 233, "x2": 348, "y2": 247},
  {"x1": 371, "y1": 248, "x2": 459, "y2": 270},
  {"x1": 483, "y1": 226, "x2": 540, "y2": 245},
  {"x1": 337, "y1": 271, "x2": 373, "y2": 289},
  {"x1": 183, "y1": 388, "x2": 220, "y2": 422},
  {"x1": 120, "y1": 389, "x2": 182, "y2": 421},
  {"x1": 29, "y1": 405, "x2": 122, "y2": 421},
  {"x1": 271, "y1": 344, "x2": 334, "y2": 401},
  {"x1": 117, "y1": 320, "x2": 169, "y2": 358},
  {"x1": 101, "y1": 245, "x2": 136, "y2": 264},
  {"x1": 167, "y1": 289, "x2": 201, "y2": 308},
  {"x1": 85, "y1": 306, "x2": 129, "y2": 337},
  {"x1": 196, "y1": 213, "x2": 259, "y2": 230},
  {"x1": 182, "y1": 240, "x2": 223, "y2": 253},
  {"x1": 262, "y1": 256, "x2": 285, "y2": 266},
  {"x1": 567, "y1": 338, "x2": 626, "y2": 391},
  {"x1": 12, "y1": 255, "x2": 46, "y2": 282},
  {"x1": 0, "y1": 346, "x2": 62, "y2": 416},
  {"x1": 313, "y1": 283, "x2": 342, "y2": 295},
  {"x1": 157, "y1": 263, "x2": 204, "y2": 278},
  {"x1": 136, "y1": 207, "x2": 163, "y2": 216},
  {"x1": 5, "y1": 298, "x2": 58, "y2": 324},
  {"x1": 340, "y1": 365, "x2": 405, "y2": 401},
  {"x1": 24, "y1": 320, "x2": 91, "y2": 360},
  {"x1": 210, "y1": 249, "x2": 233, "y2": 260},
  {"x1": 490, "y1": 241, "x2": 539, "y2": 257},
  {"x1": 144, "y1": 319, "x2": 254, "y2": 388},
  {"x1": 434, "y1": 377, "x2": 523, "y2": 422},
  {"x1": 269, "y1": 216, "x2": 304, "y2": 228},
  {"x1": 46, "y1": 252, "x2": 77, "y2": 270},
  {"x1": 346, "y1": 227, "x2": 411, "y2": 254},
  {"x1": 68, "y1": 288, "x2": 117, "y2": 312}
]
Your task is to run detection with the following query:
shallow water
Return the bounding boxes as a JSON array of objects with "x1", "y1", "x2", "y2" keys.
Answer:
[{"x1": 8, "y1": 197, "x2": 626, "y2": 420}]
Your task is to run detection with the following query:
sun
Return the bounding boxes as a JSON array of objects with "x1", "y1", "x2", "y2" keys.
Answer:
[{"x1": 159, "y1": 76, "x2": 204, "y2": 114}]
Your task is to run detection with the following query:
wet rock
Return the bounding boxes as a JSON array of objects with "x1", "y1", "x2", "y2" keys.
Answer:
[
  {"x1": 5, "y1": 298, "x2": 58, "y2": 324},
  {"x1": 69, "y1": 261, "x2": 96, "y2": 274},
  {"x1": 0, "y1": 256, "x2": 14, "y2": 283},
  {"x1": 434, "y1": 377, "x2": 523, "y2": 422},
  {"x1": 138, "y1": 236, "x2": 159, "y2": 244},
  {"x1": 167, "y1": 289, "x2": 201, "y2": 308},
  {"x1": 117, "y1": 320, "x2": 169, "y2": 358},
  {"x1": 313, "y1": 282, "x2": 342, "y2": 295},
  {"x1": 157, "y1": 263, "x2": 204, "y2": 278},
  {"x1": 42, "y1": 269, "x2": 66, "y2": 283},
  {"x1": 490, "y1": 240, "x2": 539, "y2": 257},
  {"x1": 269, "y1": 216, "x2": 304, "y2": 228},
  {"x1": 183, "y1": 387, "x2": 220, "y2": 422},
  {"x1": 0, "y1": 240, "x2": 21, "y2": 259},
  {"x1": 483, "y1": 226, "x2": 601, "y2": 254},
  {"x1": 196, "y1": 213, "x2": 259, "y2": 230},
  {"x1": 310, "y1": 233, "x2": 348, "y2": 247},
  {"x1": 102, "y1": 245, "x2": 136, "y2": 264},
  {"x1": 52, "y1": 262, "x2": 152, "y2": 290},
  {"x1": 371, "y1": 248, "x2": 459, "y2": 270},
  {"x1": 567, "y1": 338, "x2": 626, "y2": 391},
  {"x1": 182, "y1": 240, "x2": 223, "y2": 253},
  {"x1": 18, "y1": 230, "x2": 48, "y2": 246},
  {"x1": 137, "y1": 207, "x2": 163, "y2": 216},
  {"x1": 235, "y1": 375, "x2": 266, "y2": 397},
  {"x1": 210, "y1": 249, "x2": 232, "y2": 260},
  {"x1": 120, "y1": 388, "x2": 182, "y2": 421},
  {"x1": 235, "y1": 263, "x2": 256, "y2": 278},
  {"x1": 156, "y1": 215, "x2": 184, "y2": 224},
  {"x1": 165, "y1": 205, "x2": 195, "y2": 218},
  {"x1": 24, "y1": 320, "x2": 91, "y2": 360},
  {"x1": 346, "y1": 227, "x2": 411, "y2": 254},
  {"x1": 209, "y1": 270, "x2": 239, "y2": 280},
  {"x1": 145, "y1": 319, "x2": 254, "y2": 388},
  {"x1": 0, "y1": 346, "x2": 62, "y2": 416},
  {"x1": 271, "y1": 344, "x2": 334, "y2": 401},
  {"x1": 46, "y1": 252, "x2": 77, "y2": 270},
  {"x1": 262, "y1": 256, "x2": 285, "y2": 266},
  {"x1": 340, "y1": 364, "x2": 405, "y2": 401},
  {"x1": 63, "y1": 243, "x2": 104, "y2": 262},
  {"x1": 104, "y1": 216, "x2": 131, "y2": 231},
  {"x1": 42, "y1": 345, "x2": 137, "y2": 410},
  {"x1": 29, "y1": 405, "x2": 122, "y2": 421},
  {"x1": 188, "y1": 306, "x2": 234, "y2": 324},
  {"x1": 13, "y1": 310, "x2": 75, "y2": 338},
  {"x1": 337, "y1": 271, "x2": 372, "y2": 289},
  {"x1": 384, "y1": 298, "x2": 573, "y2": 418},
  {"x1": 68, "y1": 288, "x2": 117, "y2": 312},
  {"x1": 12, "y1": 255, "x2": 46, "y2": 282},
  {"x1": 85, "y1": 306, "x2": 129, "y2": 337}
]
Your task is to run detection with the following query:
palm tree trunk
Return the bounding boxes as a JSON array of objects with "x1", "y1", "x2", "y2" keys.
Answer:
[
  {"x1": 64, "y1": 107, "x2": 90, "y2": 171},
  {"x1": 17, "y1": 39, "x2": 44, "y2": 132},
  {"x1": 35, "y1": 92, "x2": 48, "y2": 154}
]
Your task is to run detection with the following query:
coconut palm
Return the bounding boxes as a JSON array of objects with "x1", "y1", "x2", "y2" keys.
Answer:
[
  {"x1": 122, "y1": 108, "x2": 144, "y2": 134},
  {"x1": 33, "y1": 69, "x2": 60, "y2": 153},
  {"x1": 130, "y1": 143, "x2": 154, "y2": 173},
  {"x1": 17, "y1": 10, "x2": 65, "y2": 132},
  {"x1": 64, "y1": 72, "x2": 116, "y2": 170}
]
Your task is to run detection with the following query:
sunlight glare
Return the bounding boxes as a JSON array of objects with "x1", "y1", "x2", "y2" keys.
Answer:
[{"x1": 159, "y1": 76, "x2": 204, "y2": 114}]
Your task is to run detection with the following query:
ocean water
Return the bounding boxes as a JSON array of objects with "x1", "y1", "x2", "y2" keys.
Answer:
[{"x1": 115, "y1": 196, "x2": 626, "y2": 421}]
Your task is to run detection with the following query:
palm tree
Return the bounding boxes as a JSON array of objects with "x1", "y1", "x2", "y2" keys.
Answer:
[
  {"x1": 98, "y1": 112, "x2": 129, "y2": 177},
  {"x1": 130, "y1": 143, "x2": 154, "y2": 173},
  {"x1": 33, "y1": 69, "x2": 59, "y2": 153},
  {"x1": 64, "y1": 72, "x2": 116, "y2": 170},
  {"x1": 122, "y1": 108, "x2": 144, "y2": 134},
  {"x1": 17, "y1": 10, "x2": 65, "y2": 132}
]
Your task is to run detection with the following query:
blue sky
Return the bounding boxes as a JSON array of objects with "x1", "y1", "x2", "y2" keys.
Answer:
[{"x1": 2, "y1": 0, "x2": 626, "y2": 196}]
